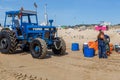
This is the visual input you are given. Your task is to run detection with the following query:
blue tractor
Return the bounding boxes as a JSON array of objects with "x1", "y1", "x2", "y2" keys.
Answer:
[{"x1": 0, "y1": 10, "x2": 66, "y2": 59}]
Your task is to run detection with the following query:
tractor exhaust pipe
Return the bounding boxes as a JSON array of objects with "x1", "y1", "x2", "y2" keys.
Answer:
[{"x1": 49, "y1": 20, "x2": 53, "y2": 26}]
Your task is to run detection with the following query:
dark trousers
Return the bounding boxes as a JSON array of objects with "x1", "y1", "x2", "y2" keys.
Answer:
[{"x1": 98, "y1": 46, "x2": 108, "y2": 58}]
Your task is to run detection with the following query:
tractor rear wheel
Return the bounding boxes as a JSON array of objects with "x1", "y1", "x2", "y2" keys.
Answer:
[
  {"x1": 52, "y1": 37, "x2": 66, "y2": 55},
  {"x1": 30, "y1": 38, "x2": 47, "y2": 59},
  {"x1": 0, "y1": 30, "x2": 17, "y2": 54}
]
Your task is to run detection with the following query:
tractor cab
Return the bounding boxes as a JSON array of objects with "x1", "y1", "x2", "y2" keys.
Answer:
[
  {"x1": 4, "y1": 10, "x2": 57, "y2": 41},
  {"x1": 4, "y1": 10, "x2": 38, "y2": 36}
]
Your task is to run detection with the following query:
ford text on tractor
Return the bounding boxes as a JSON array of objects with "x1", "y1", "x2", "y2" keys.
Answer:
[{"x1": 0, "y1": 10, "x2": 66, "y2": 59}]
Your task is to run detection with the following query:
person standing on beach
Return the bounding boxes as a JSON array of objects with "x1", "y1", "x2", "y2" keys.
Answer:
[{"x1": 97, "y1": 31, "x2": 108, "y2": 58}]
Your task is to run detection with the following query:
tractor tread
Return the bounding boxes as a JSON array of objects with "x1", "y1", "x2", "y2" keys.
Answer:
[
  {"x1": 36, "y1": 38, "x2": 47, "y2": 59},
  {"x1": 30, "y1": 38, "x2": 47, "y2": 59},
  {"x1": 0, "y1": 30, "x2": 17, "y2": 54}
]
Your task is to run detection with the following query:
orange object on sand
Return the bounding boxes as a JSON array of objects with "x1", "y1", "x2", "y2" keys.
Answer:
[
  {"x1": 88, "y1": 41, "x2": 98, "y2": 51},
  {"x1": 106, "y1": 43, "x2": 113, "y2": 56},
  {"x1": 88, "y1": 41, "x2": 113, "y2": 52},
  {"x1": 109, "y1": 43, "x2": 114, "y2": 52}
]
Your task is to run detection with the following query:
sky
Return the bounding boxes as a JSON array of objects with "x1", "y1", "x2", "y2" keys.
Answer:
[{"x1": 0, "y1": 0, "x2": 120, "y2": 26}]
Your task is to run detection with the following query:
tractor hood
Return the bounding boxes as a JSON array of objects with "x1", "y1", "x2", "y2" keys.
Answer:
[{"x1": 24, "y1": 25, "x2": 57, "y2": 33}]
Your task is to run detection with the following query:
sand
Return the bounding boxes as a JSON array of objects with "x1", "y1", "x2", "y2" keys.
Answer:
[{"x1": 0, "y1": 28, "x2": 120, "y2": 80}]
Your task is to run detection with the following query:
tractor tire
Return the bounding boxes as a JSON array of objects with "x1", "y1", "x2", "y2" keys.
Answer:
[
  {"x1": 52, "y1": 37, "x2": 66, "y2": 55},
  {"x1": 30, "y1": 38, "x2": 47, "y2": 59},
  {"x1": 0, "y1": 30, "x2": 17, "y2": 54}
]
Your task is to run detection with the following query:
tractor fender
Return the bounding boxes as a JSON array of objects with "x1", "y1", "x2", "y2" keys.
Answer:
[{"x1": 1, "y1": 27, "x2": 11, "y2": 31}]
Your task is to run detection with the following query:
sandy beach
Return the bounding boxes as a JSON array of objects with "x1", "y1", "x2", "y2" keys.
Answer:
[{"x1": 0, "y1": 28, "x2": 120, "y2": 80}]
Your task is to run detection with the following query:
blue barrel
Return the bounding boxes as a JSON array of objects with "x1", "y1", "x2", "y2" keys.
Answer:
[
  {"x1": 83, "y1": 43, "x2": 95, "y2": 57},
  {"x1": 83, "y1": 43, "x2": 88, "y2": 53},
  {"x1": 71, "y1": 43, "x2": 79, "y2": 51}
]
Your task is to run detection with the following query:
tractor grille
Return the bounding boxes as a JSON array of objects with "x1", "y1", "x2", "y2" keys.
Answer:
[{"x1": 45, "y1": 32, "x2": 50, "y2": 39}]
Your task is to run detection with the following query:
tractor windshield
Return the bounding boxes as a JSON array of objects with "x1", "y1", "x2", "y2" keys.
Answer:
[
  {"x1": 22, "y1": 14, "x2": 38, "y2": 25},
  {"x1": 4, "y1": 10, "x2": 38, "y2": 28}
]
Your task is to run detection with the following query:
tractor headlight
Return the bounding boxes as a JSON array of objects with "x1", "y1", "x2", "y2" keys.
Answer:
[
  {"x1": 51, "y1": 32, "x2": 55, "y2": 39},
  {"x1": 52, "y1": 32, "x2": 55, "y2": 36}
]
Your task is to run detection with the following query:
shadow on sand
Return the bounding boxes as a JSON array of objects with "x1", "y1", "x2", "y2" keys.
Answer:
[
  {"x1": 9, "y1": 49, "x2": 69, "y2": 59},
  {"x1": 44, "y1": 51, "x2": 69, "y2": 59}
]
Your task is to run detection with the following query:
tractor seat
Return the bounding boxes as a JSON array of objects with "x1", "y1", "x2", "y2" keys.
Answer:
[
  {"x1": 14, "y1": 20, "x2": 22, "y2": 35},
  {"x1": 14, "y1": 20, "x2": 20, "y2": 27}
]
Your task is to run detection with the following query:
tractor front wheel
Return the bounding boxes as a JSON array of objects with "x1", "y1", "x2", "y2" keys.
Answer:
[
  {"x1": 30, "y1": 38, "x2": 47, "y2": 59},
  {"x1": 52, "y1": 37, "x2": 66, "y2": 55}
]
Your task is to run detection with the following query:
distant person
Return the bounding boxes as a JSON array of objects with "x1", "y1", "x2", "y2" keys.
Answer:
[
  {"x1": 97, "y1": 31, "x2": 109, "y2": 58},
  {"x1": 0, "y1": 23, "x2": 1, "y2": 26}
]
